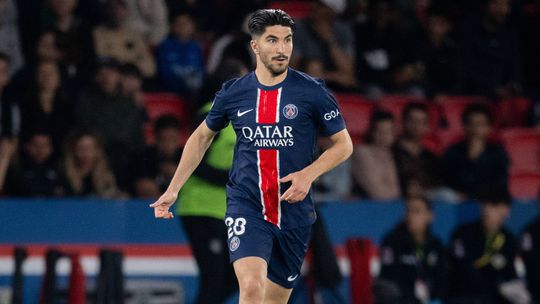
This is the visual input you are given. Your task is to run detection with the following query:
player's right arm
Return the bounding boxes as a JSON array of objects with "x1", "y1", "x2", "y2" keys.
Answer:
[{"x1": 149, "y1": 121, "x2": 217, "y2": 219}]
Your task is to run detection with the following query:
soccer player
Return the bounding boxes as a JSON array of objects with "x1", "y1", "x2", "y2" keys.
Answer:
[{"x1": 150, "y1": 9, "x2": 353, "y2": 304}]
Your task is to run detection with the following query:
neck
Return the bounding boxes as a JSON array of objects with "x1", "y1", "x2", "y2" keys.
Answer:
[
  {"x1": 430, "y1": 34, "x2": 444, "y2": 46},
  {"x1": 78, "y1": 164, "x2": 93, "y2": 176},
  {"x1": 57, "y1": 14, "x2": 74, "y2": 31},
  {"x1": 409, "y1": 229, "x2": 427, "y2": 245},
  {"x1": 40, "y1": 91, "x2": 55, "y2": 112},
  {"x1": 412, "y1": 231, "x2": 426, "y2": 244},
  {"x1": 483, "y1": 221, "x2": 501, "y2": 234},
  {"x1": 400, "y1": 137, "x2": 422, "y2": 154},
  {"x1": 255, "y1": 65, "x2": 287, "y2": 87}
]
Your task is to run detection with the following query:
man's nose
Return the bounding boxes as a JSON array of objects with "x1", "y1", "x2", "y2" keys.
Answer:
[{"x1": 277, "y1": 42, "x2": 285, "y2": 53}]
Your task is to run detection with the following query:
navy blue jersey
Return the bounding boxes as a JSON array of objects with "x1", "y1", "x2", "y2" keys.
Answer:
[{"x1": 205, "y1": 68, "x2": 346, "y2": 229}]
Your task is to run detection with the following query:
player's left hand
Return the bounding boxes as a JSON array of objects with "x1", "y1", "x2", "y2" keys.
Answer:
[{"x1": 279, "y1": 171, "x2": 314, "y2": 203}]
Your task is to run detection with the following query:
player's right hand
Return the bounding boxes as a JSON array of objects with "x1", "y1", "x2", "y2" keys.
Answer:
[{"x1": 149, "y1": 192, "x2": 177, "y2": 219}]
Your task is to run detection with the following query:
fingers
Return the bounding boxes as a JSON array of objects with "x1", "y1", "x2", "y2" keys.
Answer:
[
  {"x1": 149, "y1": 200, "x2": 161, "y2": 208},
  {"x1": 280, "y1": 186, "x2": 308, "y2": 204},
  {"x1": 279, "y1": 174, "x2": 293, "y2": 183},
  {"x1": 280, "y1": 188, "x2": 293, "y2": 202},
  {"x1": 150, "y1": 196, "x2": 174, "y2": 219},
  {"x1": 154, "y1": 207, "x2": 174, "y2": 219}
]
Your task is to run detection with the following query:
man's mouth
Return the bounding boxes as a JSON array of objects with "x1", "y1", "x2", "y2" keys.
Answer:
[{"x1": 273, "y1": 56, "x2": 288, "y2": 62}]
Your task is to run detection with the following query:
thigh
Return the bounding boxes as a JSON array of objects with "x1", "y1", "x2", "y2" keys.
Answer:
[
  {"x1": 233, "y1": 256, "x2": 268, "y2": 283},
  {"x1": 267, "y1": 225, "x2": 312, "y2": 289}
]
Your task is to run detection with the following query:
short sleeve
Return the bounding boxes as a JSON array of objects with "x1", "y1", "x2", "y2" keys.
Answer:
[
  {"x1": 312, "y1": 82, "x2": 346, "y2": 136},
  {"x1": 205, "y1": 84, "x2": 230, "y2": 132}
]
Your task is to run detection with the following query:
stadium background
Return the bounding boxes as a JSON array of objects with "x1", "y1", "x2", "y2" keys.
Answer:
[{"x1": 0, "y1": 0, "x2": 539, "y2": 303}]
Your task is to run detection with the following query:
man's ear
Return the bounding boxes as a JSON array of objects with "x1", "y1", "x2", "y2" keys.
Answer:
[{"x1": 250, "y1": 39, "x2": 259, "y2": 55}]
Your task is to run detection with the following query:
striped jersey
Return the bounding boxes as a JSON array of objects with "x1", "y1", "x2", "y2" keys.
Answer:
[{"x1": 205, "y1": 68, "x2": 346, "y2": 229}]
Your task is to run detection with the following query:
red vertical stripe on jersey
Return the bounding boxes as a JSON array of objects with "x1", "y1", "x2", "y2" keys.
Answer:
[
  {"x1": 257, "y1": 89, "x2": 279, "y2": 124},
  {"x1": 256, "y1": 88, "x2": 281, "y2": 227},
  {"x1": 258, "y1": 149, "x2": 280, "y2": 226}
]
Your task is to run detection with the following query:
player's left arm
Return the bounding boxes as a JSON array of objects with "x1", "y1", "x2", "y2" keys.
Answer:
[{"x1": 280, "y1": 129, "x2": 353, "y2": 203}]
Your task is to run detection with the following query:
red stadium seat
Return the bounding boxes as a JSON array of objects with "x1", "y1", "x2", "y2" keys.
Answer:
[
  {"x1": 144, "y1": 93, "x2": 187, "y2": 121},
  {"x1": 378, "y1": 95, "x2": 440, "y2": 131},
  {"x1": 438, "y1": 95, "x2": 488, "y2": 135},
  {"x1": 144, "y1": 93, "x2": 190, "y2": 145},
  {"x1": 493, "y1": 97, "x2": 532, "y2": 128},
  {"x1": 509, "y1": 171, "x2": 540, "y2": 199},
  {"x1": 335, "y1": 94, "x2": 375, "y2": 143},
  {"x1": 501, "y1": 128, "x2": 540, "y2": 173},
  {"x1": 268, "y1": 1, "x2": 312, "y2": 19}
]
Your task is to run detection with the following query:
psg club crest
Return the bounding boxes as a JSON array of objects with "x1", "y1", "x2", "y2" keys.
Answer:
[
  {"x1": 230, "y1": 236, "x2": 240, "y2": 252},
  {"x1": 283, "y1": 104, "x2": 298, "y2": 119}
]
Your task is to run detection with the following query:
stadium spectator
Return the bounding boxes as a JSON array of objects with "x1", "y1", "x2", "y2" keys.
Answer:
[
  {"x1": 75, "y1": 58, "x2": 145, "y2": 190},
  {"x1": 447, "y1": 190, "x2": 529, "y2": 304},
  {"x1": 132, "y1": 115, "x2": 182, "y2": 198},
  {"x1": 0, "y1": 53, "x2": 20, "y2": 194},
  {"x1": 206, "y1": 15, "x2": 253, "y2": 75},
  {"x1": 351, "y1": 111, "x2": 400, "y2": 200},
  {"x1": 416, "y1": 5, "x2": 460, "y2": 97},
  {"x1": 118, "y1": 63, "x2": 147, "y2": 119},
  {"x1": 4, "y1": 131, "x2": 64, "y2": 196},
  {"x1": 19, "y1": 61, "x2": 73, "y2": 152},
  {"x1": 9, "y1": 31, "x2": 64, "y2": 97},
  {"x1": 458, "y1": 0, "x2": 521, "y2": 98},
  {"x1": 61, "y1": 129, "x2": 119, "y2": 198},
  {"x1": 520, "y1": 190, "x2": 540, "y2": 302},
  {"x1": 293, "y1": 0, "x2": 358, "y2": 90},
  {"x1": 300, "y1": 57, "x2": 325, "y2": 79},
  {"x1": 0, "y1": 0, "x2": 23, "y2": 73},
  {"x1": 123, "y1": 0, "x2": 168, "y2": 46},
  {"x1": 442, "y1": 104, "x2": 509, "y2": 200},
  {"x1": 156, "y1": 12, "x2": 204, "y2": 96},
  {"x1": 42, "y1": 0, "x2": 94, "y2": 80},
  {"x1": 378, "y1": 196, "x2": 447, "y2": 304},
  {"x1": 393, "y1": 103, "x2": 443, "y2": 199},
  {"x1": 93, "y1": 0, "x2": 155, "y2": 77},
  {"x1": 354, "y1": 0, "x2": 421, "y2": 98}
]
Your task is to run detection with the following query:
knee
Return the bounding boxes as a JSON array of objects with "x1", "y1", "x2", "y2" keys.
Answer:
[{"x1": 239, "y1": 277, "x2": 265, "y2": 302}]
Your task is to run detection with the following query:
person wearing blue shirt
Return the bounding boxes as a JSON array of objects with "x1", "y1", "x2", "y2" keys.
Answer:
[{"x1": 156, "y1": 12, "x2": 204, "y2": 95}]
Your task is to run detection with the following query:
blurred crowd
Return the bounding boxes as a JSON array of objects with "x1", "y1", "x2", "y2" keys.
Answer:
[{"x1": 0, "y1": 0, "x2": 538, "y2": 201}]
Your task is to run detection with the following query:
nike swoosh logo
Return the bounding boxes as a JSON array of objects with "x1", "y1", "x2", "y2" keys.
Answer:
[
  {"x1": 287, "y1": 274, "x2": 298, "y2": 282},
  {"x1": 237, "y1": 109, "x2": 254, "y2": 117}
]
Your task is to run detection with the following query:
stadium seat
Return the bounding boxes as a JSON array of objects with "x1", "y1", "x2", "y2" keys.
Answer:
[
  {"x1": 509, "y1": 171, "x2": 540, "y2": 199},
  {"x1": 493, "y1": 97, "x2": 532, "y2": 128},
  {"x1": 438, "y1": 95, "x2": 488, "y2": 135},
  {"x1": 144, "y1": 93, "x2": 188, "y2": 121},
  {"x1": 378, "y1": 95, "x2": 440, "y2": 131},
  {"x1": 144, "y1": 93, "x2": 190, "y2": 145},
  {"x1": 335, "y1": 94, "x2": 375, "y2": 143},
  {"x1": 268, "y1": 1, "x2": 312, "y2": 19},
  {"x1": 501, "y1": 128, "x2": 540, "y2": 172}
]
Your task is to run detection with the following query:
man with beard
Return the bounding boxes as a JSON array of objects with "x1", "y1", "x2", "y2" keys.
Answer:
[{"x1": 149, "y1": 9, "x2": 353, "y2": 304}]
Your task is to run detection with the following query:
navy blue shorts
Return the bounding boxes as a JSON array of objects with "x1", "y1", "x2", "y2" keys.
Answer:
[{"x1": 225, "y1": 214, "x2": 312, "y2": 289}]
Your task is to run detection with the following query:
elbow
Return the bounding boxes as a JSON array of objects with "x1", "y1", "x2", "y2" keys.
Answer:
[{"x1": 342, "y1": 135, "x2": 354, "y2": 161}]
